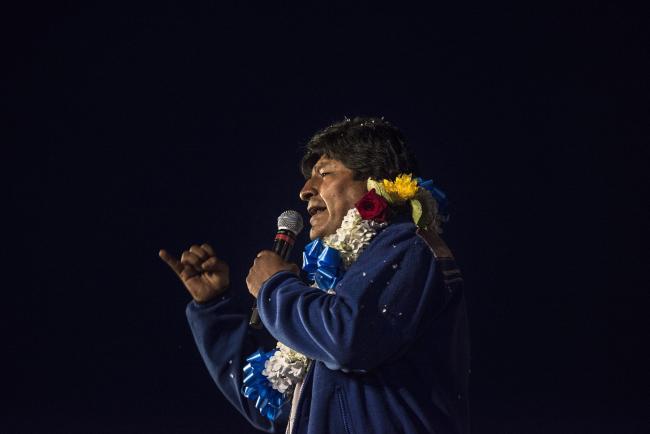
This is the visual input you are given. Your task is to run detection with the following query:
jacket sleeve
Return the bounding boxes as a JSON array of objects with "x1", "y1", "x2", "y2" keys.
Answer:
[
  {"x1": 257, "y1": 225, "x2": 439, "y2": 372},
  {"x1": 185, "y1": 293, "x2": 287, "y2": 433}
]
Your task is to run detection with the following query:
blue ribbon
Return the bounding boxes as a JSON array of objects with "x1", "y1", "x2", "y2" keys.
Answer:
[
  {"x1": 416, "y1": 177, "x2": 449, "y2": 217},
  {"x1": 302, "y1": 238, "x2": 343, "y2": 291},
  {"x1": 241, "y1": 349, "x2": 288, "y2": 421}
]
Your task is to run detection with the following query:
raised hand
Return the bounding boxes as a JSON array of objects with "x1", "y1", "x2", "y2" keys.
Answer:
[{"x1": 159, "y1": 243, "x2": 230, "y2": 303}]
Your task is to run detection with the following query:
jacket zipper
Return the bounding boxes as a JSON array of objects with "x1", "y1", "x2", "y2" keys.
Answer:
[{"x1": 336, "y1": 387, "x2": 353, "y2": 434}]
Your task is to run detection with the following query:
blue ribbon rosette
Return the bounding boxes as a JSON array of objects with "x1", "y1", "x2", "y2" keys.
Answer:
[
  {"x1": 241, "y1": 349, "x2": 288, "y2": 421},
  {"x1": 301, "y1": 238, "x2": 344, "y2": 291},
  {"x1": 416, "y1": 177, "x2": 450, "y2": 221}
]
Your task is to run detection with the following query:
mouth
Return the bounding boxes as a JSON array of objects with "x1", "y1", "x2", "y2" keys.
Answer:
[{"x1": 308, "y1": 205, "x2": 327, "y2": 220}]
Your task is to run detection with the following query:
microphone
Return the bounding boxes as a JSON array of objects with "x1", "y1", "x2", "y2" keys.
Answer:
[{"x1": 249, "y1": 210, "x2": 304, "y2": 329}]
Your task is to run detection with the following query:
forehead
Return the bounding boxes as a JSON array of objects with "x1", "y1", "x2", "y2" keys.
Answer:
[
  {"x1": 312, "y1": 156, "x2": 342, "y2": 172},
  {"x1": 302, "y1": 154, "x2": 354, "y2": 180}
]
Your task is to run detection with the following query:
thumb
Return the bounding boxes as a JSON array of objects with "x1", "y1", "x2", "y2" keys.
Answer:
[{"x1": 159, "y1": 249, "x2": 183, "y2": 276}]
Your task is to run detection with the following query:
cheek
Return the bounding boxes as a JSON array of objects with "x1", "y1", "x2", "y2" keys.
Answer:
[
  {"x1": 322, "y1": 180, "x2": 366, "y2": 218},
  {"x1": 343, "y1": 186, "x2": 366, "y2": 209},
  {"x1": 329, "y1": 191, "x2": 351, "y2": 214}
]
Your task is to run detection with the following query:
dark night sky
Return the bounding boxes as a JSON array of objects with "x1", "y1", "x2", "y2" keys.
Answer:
[{"x1": 3, "y1": 2, "x2": 648, "y2": 433}]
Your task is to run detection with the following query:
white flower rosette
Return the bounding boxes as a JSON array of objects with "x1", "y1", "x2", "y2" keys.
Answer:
[{"x1": 262, "y1": 342, "x2": 310, "y2": 395}]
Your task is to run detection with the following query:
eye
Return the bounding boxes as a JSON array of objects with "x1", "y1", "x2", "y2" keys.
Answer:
[{"x1": 319, "y1": 171, "x2": 331, "y2": 178}]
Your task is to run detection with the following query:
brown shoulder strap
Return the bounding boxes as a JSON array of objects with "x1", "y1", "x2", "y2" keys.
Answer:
[
  {"x1": 416, "y1": 228, "x2": 464, "y2": 287},
  {"x1": 416, "y1": 227, "x2": 455, "y2": 260}
]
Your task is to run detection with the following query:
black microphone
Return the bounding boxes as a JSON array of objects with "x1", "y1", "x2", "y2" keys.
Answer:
[{"x1": 249, "y1": 210, "x2": 304, "y2": 329}]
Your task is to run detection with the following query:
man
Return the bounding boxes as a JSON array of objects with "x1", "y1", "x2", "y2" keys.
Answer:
[{"x1": 160, "y1": 117, "x2": 470, "y2": 433}]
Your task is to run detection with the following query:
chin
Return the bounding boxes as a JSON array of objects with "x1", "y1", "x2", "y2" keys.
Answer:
[
  {"x1": 309, "y1": 224, "x2": 333, "y2": 240},
  {"x1": 309, "y1": 227, "x2": 322, "y2": 240}
]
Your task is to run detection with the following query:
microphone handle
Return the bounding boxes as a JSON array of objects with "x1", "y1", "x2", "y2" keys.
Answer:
[
  {"x1": 273, "y1": 229, "x2": 296, "y2": 261},
  {"x1": 249, "y1": 230, "x2": 296, "y2": 329}
]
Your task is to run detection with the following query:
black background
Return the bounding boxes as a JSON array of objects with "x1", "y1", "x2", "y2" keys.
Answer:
[{"x1": 4, "y1": 2, "x2": 648, "y2": 433}]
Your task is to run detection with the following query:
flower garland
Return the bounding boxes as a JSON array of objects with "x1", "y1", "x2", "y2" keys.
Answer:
[
  {"x1": 241, "y1": 173, "x2": 448, "y2": 421},
  {"x1": 322, "y1": 206, "x2": 388, "y2": 269}
]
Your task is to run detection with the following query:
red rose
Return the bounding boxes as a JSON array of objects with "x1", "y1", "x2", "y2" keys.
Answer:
[{"x1": 355, "y1": 189, "x2": 389, "y2": 222}]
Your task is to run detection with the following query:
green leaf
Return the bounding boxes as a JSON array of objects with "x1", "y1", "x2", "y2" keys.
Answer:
[
  {"x1": 367, "y1": 178, "x2": 394, "y2": 204},
  {"x1": 415, "y1": 189, "x2": 434, "y2": 228},
  {"x1": 411, "y1": 199, "x2": 423, "y2": 226}
]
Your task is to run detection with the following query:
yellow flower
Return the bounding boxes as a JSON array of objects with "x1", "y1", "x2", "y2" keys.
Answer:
[{"x1": 382, "y1": 173, "x2": 419, "y2": 202}]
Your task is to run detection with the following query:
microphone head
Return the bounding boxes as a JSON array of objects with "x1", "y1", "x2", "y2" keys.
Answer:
[{"x1": 277, "y1": 210, "x2": 304, "y2": 236}]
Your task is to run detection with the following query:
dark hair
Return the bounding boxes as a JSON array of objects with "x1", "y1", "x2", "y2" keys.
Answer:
[{"x1": 300, "y1": 116, "x2": 420, "y2": 181}]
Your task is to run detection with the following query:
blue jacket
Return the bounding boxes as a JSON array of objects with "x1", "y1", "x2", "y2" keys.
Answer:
[{"x1": 186, "y1": 218, "x2": 470, "y2": 434}]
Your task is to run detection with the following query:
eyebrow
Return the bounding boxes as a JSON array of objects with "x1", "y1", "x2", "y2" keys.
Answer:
[{"x1": 312, "y1": 161, "x2": 335, "y2": 173}]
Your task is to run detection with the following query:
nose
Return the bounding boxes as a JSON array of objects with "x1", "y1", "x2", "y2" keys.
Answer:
[{"x1": 299, "y1": 177, "x2": 318, "y2": 201}]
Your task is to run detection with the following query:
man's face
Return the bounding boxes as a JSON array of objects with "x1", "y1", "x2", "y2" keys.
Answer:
[{"x1": 300, "y1": 156, "x2": 368, "y2": 240}]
